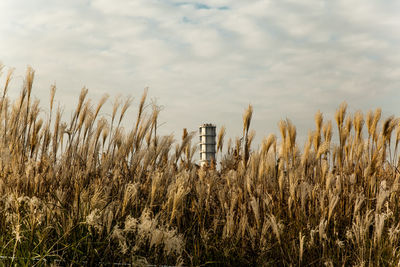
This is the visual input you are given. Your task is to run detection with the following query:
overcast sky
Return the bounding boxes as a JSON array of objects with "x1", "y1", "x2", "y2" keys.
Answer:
[{"x1": 1, "y1": 0, "x2": 400, "y2": 148}]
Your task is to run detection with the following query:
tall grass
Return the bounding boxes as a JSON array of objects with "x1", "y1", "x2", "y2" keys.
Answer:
[{"x1": 1, "y1": 66, "x2": 400, "y2": 266}]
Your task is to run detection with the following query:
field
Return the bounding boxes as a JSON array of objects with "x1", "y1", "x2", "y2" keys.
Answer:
[{"x1": 1, "y1": 66, "x2": 400, "y2": 266}]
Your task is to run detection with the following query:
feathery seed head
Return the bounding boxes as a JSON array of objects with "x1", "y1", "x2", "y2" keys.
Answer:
[
  {"x1": 243, "y1": 104, "x2": 253, "y2": 136},
  {"x1": 315, "y1": 110, "x2": 323, "y2": 133}
]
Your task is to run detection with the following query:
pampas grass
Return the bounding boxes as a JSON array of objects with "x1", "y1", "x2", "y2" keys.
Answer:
[{"x1": 1, "y1": 66, "x2": 400, "y2": 266}]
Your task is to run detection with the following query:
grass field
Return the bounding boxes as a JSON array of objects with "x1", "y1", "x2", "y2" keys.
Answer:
[{"x1": 1, "y1": 66, "x2": 400, "y2": 266}]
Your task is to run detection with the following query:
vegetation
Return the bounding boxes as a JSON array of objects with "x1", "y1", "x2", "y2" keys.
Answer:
[{"x1": 1, "y1": 65, "x2": 400, "y2": 266}]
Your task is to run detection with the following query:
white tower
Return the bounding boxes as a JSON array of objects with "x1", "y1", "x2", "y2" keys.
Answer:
[{"x1": 199, "y1": 123, "x2": 216, "y2": 166}]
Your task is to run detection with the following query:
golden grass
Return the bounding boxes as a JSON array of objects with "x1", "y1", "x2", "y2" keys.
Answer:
[{"x1": 1, "y1": 66, "x2": 400, "y2": 266}]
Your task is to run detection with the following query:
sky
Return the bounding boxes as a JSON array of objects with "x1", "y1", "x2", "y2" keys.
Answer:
[{"x1": 0, "y1": 0, "x2": 400, "y2": 149}]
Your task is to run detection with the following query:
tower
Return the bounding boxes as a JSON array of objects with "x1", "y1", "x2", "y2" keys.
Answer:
[{"x1": 199, "y1": 123, "x2": 216, "y2": 166}]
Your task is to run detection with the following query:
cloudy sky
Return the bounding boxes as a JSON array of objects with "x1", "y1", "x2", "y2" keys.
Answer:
[{"x1": 1, "y1": 0, "x2": 400, "y2": 147}]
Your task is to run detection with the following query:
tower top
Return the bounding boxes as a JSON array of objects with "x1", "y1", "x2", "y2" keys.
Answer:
[{"x1": 199, "y1": 123, "x2": 216, "y2": 127}]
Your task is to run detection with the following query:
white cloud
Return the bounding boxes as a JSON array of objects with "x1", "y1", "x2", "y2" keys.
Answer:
[{"x1": 0, "y1": 0, "x2": 399, "y2": 148}]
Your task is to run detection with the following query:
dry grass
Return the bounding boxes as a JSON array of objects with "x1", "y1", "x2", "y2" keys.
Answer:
[{"x1": 1, "y1": 66, "x2": 400, "y2": 266}]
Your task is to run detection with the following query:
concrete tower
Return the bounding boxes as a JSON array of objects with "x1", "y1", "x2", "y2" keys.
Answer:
[{"x1": 199, "y1": 123, "x2": 216, "y2": 166}]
